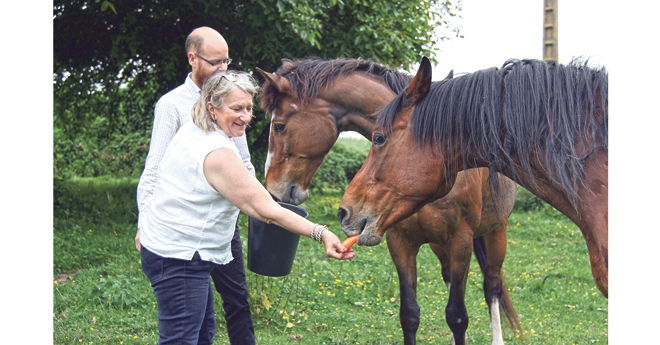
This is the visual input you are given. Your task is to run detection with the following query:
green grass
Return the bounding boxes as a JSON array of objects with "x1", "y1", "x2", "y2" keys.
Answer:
[{"x1": 53, "y1": 180, "x2": 607, "y2": 344}]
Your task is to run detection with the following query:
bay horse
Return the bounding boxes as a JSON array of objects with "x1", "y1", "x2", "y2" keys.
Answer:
[
  {"x1": 257, "y1": 58, "x2": 522, "y2": 345},
  {"x1": 338, "y1": 57, "x2": 608, "y2": 300}
]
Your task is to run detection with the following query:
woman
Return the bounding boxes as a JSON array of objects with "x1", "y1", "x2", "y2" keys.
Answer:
[{"x1": 139, "y1": 70, "x2": 355, "y2": 344}]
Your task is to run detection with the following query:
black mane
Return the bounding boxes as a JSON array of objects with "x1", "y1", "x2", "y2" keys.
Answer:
[
  {"x1": 378, "y1": 58, "x2": 608, "y2": 206},
  {"x1": 259, "y1": 57, "x2": 412, "y2": 113}
]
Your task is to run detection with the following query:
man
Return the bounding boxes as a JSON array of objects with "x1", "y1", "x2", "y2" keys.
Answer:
[{"x1": 136, "y1": 26, "x2": 256, "y2": 344}]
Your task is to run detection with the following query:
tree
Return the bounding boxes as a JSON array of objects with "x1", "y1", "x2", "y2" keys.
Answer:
[{"x1": 53, "y1": 0, "x2": 462, "y2": 178}]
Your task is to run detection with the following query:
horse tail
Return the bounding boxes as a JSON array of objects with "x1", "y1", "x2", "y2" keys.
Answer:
[
  {"x1": 499, "y1": 278, "x2": 524, "y2": 335},
  {"x1": 473, "y1": 236, "x2": 488, "y2": 275},
  {"x1": 473, "y1": 236, "x2": 524, "y2": 336}
]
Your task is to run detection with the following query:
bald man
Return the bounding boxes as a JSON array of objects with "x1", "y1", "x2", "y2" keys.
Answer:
[{"x1": 137, "y1": 26, "x2": 256, "y2": 344}]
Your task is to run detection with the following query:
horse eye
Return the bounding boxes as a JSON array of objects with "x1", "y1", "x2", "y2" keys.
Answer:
[
  {"x1": 373, "y1": 133, "x2": 386, "y2": 146},
  {"x1": 273, "y1": 123, "x2": 286, "y2": 133}
]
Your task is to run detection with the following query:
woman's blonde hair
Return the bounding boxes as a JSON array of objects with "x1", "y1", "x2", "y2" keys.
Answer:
[{"x1": 192, "y1": 70, "x2": 260, "y2": 132}]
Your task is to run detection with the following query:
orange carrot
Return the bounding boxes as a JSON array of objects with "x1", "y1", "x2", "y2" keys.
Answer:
[{"x1": 341, "y1": 235, "x2": 359, "y2": 249}]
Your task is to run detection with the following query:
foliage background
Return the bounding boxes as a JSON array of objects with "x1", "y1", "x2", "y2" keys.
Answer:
[{"x1": 53, "y1": 0, "x2": 462, "y2": 181}]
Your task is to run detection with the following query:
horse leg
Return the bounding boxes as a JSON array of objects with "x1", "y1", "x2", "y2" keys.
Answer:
[
  {"x1": 444, "y1": 225, "x2": 473, "y2": 345},
  {"x1": 429, "y1": 243, "x2": 451, "y2": 290},
  {"x1": 386, "y1": 229, "x2": 422, "y2": 345},
  {"x1": 482, "y1": 229, "x2": 506, "y2": 345},
  {"x1": 578, "y1": 148, "x2": 608, "y2": 298},
  {"x1": 580, "y1": 224, "x2": 609, "y2": 298},
  {"x1": 481, "y1": 225, "x2": 522, "y2": 344}
]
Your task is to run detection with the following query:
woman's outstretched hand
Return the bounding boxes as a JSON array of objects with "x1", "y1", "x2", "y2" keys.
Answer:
[{"x1": 321, "y1": 231, "x2": 355, "y2": 260}]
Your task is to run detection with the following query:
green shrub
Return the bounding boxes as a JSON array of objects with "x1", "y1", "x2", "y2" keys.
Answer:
[
  {"x1": 91, "y1": 273, "x2": 148, "y2": 308},
  {"x1": 54, "y1": 125, "x2": 150, "y2": 179},
  {"x1": 311, "y1": 137, "x2": 370, "y2": 192},
  {"x1": 54, "y1": 176, "x2": 139, "y2": 224}
]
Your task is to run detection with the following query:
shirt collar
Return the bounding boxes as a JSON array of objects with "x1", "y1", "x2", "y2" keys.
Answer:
[{"x1": 185, "y1": 73, "x2": 201, "y2": 94}]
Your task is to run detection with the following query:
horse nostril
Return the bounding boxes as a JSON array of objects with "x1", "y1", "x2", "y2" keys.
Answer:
[
  {"x1": 337, "y1": 207, "x2": 348, "y2": 223},
  {"x1": 288, "y1": 185, "x2": 295, "y2": 202}
]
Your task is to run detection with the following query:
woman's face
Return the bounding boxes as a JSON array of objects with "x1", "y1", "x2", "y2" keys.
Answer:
[{"x1": 209, "y1": 88, "x2": 253, "y2": 138}]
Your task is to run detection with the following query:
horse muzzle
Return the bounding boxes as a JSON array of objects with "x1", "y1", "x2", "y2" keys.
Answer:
[
  {"x1": 267, "y1": 181, "x2": 309, "y2": 205},
  {"x1": 337, "y1": 206, "x2": 383, "y2": 246}
]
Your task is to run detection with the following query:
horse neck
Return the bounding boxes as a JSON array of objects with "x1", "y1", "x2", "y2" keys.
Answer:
[{"x1": 325, "y1": 73, "x2": 398, "y2": 140}]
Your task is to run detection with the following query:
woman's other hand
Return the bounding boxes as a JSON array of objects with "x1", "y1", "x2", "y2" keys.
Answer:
[{"x1": 135, "y1": 228, "x2": 141, "y2": 252}]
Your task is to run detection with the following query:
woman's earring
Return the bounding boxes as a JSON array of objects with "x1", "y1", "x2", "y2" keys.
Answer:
[{"x1": 211, "y1": 112, "x2": 220, "y2": 130}]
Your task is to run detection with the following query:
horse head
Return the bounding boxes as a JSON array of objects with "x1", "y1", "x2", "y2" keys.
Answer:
[
  {"x1": 256, "y1": 58, "x2": 401, "y2": 204},
  {"x1": 337, "y1": 57, "x2": 458, "y2": 245},
  {"x1": 257, "y1": 66, "x2": 336, "y2": 204}
]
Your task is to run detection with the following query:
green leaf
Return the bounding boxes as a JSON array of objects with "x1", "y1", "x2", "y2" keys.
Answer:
[
  {"x1": 101, "y1": 1, "x2": 117, "y2": 15},
  {"x1": 262, "y1": 295, "x2": 272, "y2": 310}
]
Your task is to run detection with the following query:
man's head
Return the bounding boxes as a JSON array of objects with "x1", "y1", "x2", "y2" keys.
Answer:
[{"x1": 186, "y1": 27, "x2": 230, "y2": 88}]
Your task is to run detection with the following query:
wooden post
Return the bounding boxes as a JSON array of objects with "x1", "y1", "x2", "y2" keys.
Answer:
[{"x1": 543, "y1": 0, "x2": 558, "y2": 61}]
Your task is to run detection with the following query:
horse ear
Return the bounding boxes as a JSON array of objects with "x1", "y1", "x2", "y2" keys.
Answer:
[
  {"x1": 445, "y1": 69, "x2": 453, "y2": 80},
  {"x1": 255, "y1": 67, "x2": 290, "y2": 93},
  {"x1": 406, "y1": 56, "x2": 433, "y2": 105},
  {"x1": 281, "y1": 58, "x2": 294, "y2": 69}
]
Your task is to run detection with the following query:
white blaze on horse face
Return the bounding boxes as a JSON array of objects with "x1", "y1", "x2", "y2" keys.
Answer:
[
  {"x1": 489, "y1": 297, "x2": 504, "y2": 345},
  {"x1": 264, "y1": 112, "x2": 275, "y2": 176}
]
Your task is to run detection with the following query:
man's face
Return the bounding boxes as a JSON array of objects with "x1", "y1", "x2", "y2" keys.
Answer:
[{"x1": 192, "y1": 40, "x2": 229, "y2": 87}]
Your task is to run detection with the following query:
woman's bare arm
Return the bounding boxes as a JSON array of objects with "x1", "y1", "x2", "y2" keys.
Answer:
[{"x1": 203, "y1": 148, "x2": 354, "y2": 260}]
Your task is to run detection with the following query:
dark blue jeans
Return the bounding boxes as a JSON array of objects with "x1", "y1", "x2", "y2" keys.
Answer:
[
  {"x1": 141, "y1": 246, "x2": 217, "y2": 345},
  {"x1": 210, "y1": 224, "x2": 255, "y2": 345}
]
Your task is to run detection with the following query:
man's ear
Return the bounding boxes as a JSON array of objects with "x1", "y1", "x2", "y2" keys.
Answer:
[{"x1": 187, "y1": 52, "x2": 197, "y2": 68}]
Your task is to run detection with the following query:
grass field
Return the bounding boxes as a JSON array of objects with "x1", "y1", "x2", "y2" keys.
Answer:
[{"x1": 53, "y1": 179, "x2": 607, "y2": 344}]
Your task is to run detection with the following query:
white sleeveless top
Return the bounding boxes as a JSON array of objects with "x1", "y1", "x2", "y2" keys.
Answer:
[{"x1": 140, "y1": 122, "x2": 240, "y2": 265}]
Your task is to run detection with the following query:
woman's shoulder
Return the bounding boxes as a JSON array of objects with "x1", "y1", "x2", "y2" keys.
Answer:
[
  {"x1": 178, "y1": 121, "x2": 200, "y2": 135},
  {"x1": 210, "y1": 131, "x2": 239, "y2": 154},
  {"x1": 181, "y1": 124, "x2": 237, "y2": 151}
]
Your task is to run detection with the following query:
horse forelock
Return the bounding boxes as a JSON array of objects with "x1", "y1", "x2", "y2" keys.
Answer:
[
  {"x1": 375, "y1": 91, "x2": 406, "y2": 135},
  {"x1": 400, "y1": 58, "x2": 607, "y2": 207},
  {"x1": 259, "y1": 57, "x2": 412, "y2": 114}
]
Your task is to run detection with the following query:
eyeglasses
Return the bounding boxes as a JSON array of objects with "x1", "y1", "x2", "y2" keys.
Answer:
[{"x1": 194, "y1": 53, "x2": 232, "y2": 67}]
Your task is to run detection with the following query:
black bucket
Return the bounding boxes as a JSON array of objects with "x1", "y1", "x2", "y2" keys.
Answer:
[{"x1": 247, "y1": 202, "x2": 308, "y2": 277}]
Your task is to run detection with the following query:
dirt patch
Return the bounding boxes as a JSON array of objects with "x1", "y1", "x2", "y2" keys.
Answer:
[{"x1": 55, "y1": 270, "x2": 76, "y2": 285}]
